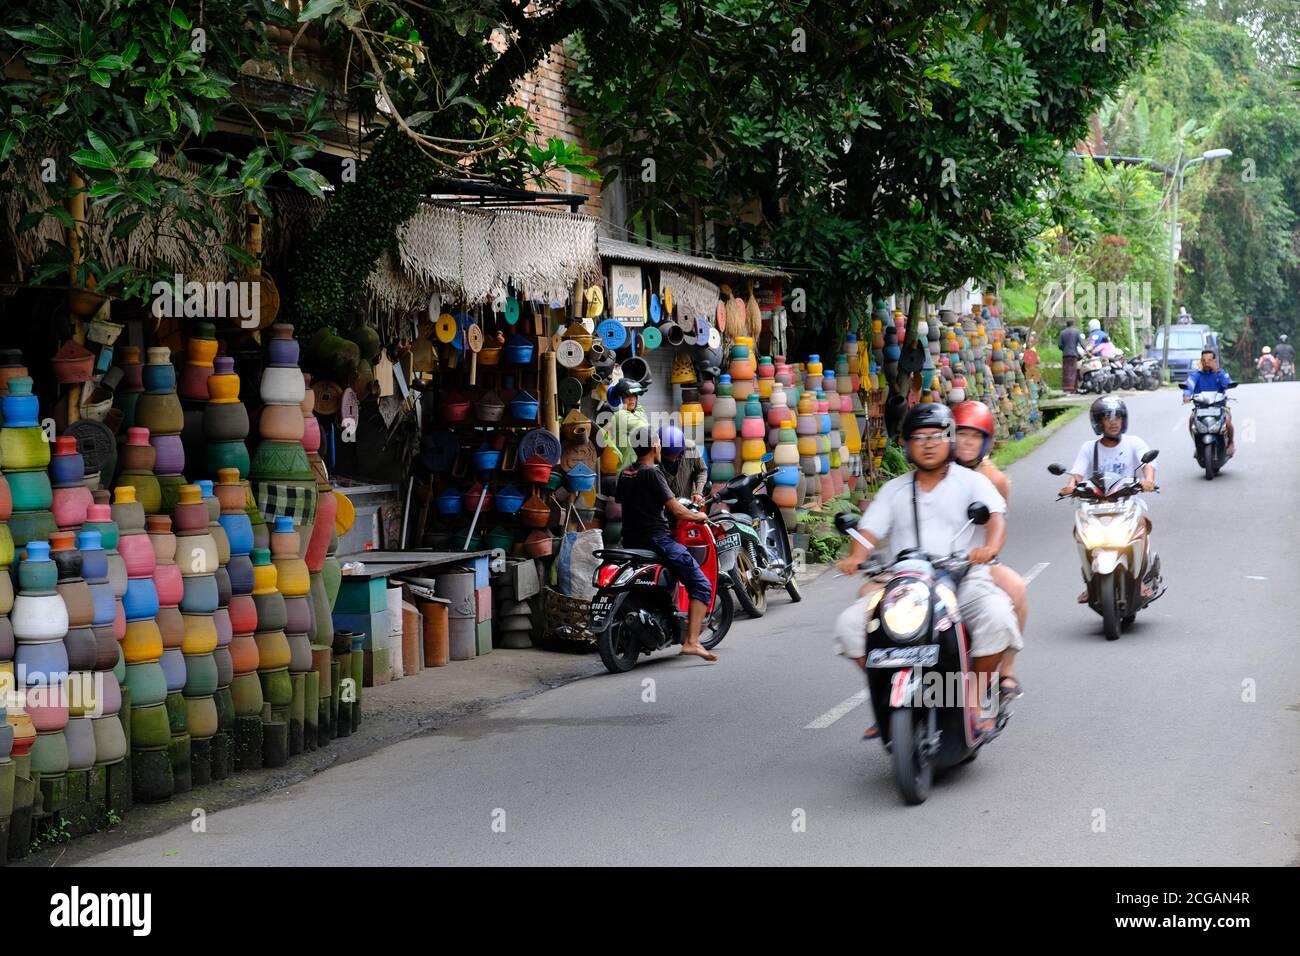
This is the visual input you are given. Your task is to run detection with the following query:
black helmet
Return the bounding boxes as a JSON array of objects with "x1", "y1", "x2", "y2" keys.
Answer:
[
  {"x1": 1089, "y1": 396, "x2": 1128, "y2": 435},
  {"x1": 900, "y1": 402, "x2": 955, "y2": 463}
]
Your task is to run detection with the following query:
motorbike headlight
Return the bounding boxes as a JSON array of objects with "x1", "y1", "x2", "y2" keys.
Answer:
[
  {"x1": 881, "y1": 580, "x2": 931, "y2": 643},
  {"x1": 1082, "y1": 515, "x2": 1137, "y2": 549}
]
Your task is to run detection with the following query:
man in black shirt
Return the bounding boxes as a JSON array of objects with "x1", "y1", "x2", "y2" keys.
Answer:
[
  {"x1": 1059, "y1": 318, "x2": 1081, "y2": 392},
  {"x1": 615, "y1": 427, "x2": 718, "y2": 662}
]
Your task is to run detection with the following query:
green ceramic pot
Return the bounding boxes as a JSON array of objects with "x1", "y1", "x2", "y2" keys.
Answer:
[
  {"x1": 185, "y1": 696, "x2": 218, "y2": 738},
  {"x1": 30, "y1": 730, "x2": 70, "y2": 774},
  {"x1": 117, "y1": 474, "x2": 162, "y2": 514},
  {"x1": 164, "y1": 691, "x2": 187, "y2": 735},
  {"x1": 229, "y1": 672, "x2": 264, "y2": 717},
  {"x1": 134, "y1": 393, "x2": 184, "y2": 435},
  {"x1": 205, "y1": 440, "x2": 251, "y2": 479},
  {"x1": 249, "y1": 440, "x2": 313, "y2": 481},
  {"x1": 124, "y1": 662, "x2": 168, "y2": 707},
  {"x1": 131, "y1": 702, "x2": 172, "y2": 748},
  {"x1": 182, "y1": 653, "x2": 219, "y2": 697},
  {"x1": 6, "y1": 509, "x2": 56, "y2": 549},
  {"x1": 260, "y1": 666, "x2": 293, "y2": 707},
  {"x1": 6, "y1": 469, "x2": 53, "y2": 511},
  {"x1": 0, "y1": 426, "x2": 52, "y2": 471}
]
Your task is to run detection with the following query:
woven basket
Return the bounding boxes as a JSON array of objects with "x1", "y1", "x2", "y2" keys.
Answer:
[{"x1": 542, "y1": 587, "x2": 595, "y2": 646}]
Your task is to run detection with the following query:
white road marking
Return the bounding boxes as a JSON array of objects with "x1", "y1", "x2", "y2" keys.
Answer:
[
  {"x1": 804, "y1": 690, "x2": 868, "y2": 729},
  {"x1": 1246, "y1": 575, "x2": 1267, "y2": 581},
  {"x1": 1023, "y1": 562, "x2": 1050, "y2": 585}
]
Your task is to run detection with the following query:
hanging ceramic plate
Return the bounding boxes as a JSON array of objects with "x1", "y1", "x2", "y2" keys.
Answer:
[
  {"x1": 597, "y1": 319, "x2": 628, "y2": 350},
  {"x1": 556, "y1": 339, "x2": 585, "y2": 368},
  {"x1": 66, "y1": 419, "x2": 116, "y2": 484},
  {"x1": 504, "y1": 297, "x2": 521, "y2": 325},
  {"x1": 519, "y1": 428, "x2": 562, "y2": 465},
  {"x1": 649, "y1": 294, "x2": 662, "y2": 324},
  {"x1": 585, "y1": 286, "x2": 604, "y2": 319},
  {"x1": 696, "y1": 316, "x2": 711, "y2": 346},
  {"x1": 334, "y1": 490, "x2": 356, "y2": 537},
  {"x1": 715, "y1": 302, "x2": 727, "y2": 328},
  {"x1": 435, "y1": 312, "x2": 457, "y2": 343},
  {"x1": 465, "y1": 323, "x2": 484, "y2": 352},
  {"x1": 558, "y1": 376, "x2": 583, "y2": 410},
  {"x1": 664, "y1": 287, "x2": 673, "y2": 315},
  {"x1": 707, "y1": 326, "x2": 722, "y2": 350},
  {"x1": 641, "y1": 325, "x2": 662, "y2": 350}
]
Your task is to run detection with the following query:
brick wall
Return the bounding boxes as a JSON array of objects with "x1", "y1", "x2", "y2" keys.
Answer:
[{"x1": 514, "y1": 44, "x2": 604, "y2": 216}]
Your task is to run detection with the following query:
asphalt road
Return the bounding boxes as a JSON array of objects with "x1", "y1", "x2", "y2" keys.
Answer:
[{"x1": 83, "y1": 384, "x2": 1300, "y2": 866}]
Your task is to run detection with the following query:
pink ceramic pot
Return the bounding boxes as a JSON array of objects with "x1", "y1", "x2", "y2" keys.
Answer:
[{"x1": 52, "y1": 484, "x2": 94, "y2": 530}]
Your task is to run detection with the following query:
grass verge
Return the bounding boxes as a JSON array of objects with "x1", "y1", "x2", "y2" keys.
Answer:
[{"x1": 991, "y1": 404, "x2": 1085, "y2": 469}]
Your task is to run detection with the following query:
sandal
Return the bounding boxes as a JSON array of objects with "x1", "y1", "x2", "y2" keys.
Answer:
[
  {"x1": 999, "y1": 676, "x2": 1024, "y2": 700},
  {"x1": 862, "y1": 724, "x2": 881, "y2": 741},
  {"x1": 969, "y1": 713, "x2": 995, "y2": 740}
]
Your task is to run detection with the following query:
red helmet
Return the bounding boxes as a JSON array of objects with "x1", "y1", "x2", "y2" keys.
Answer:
[{"x1": 952, "y1": 401, "x2": 995, "y2": 464}]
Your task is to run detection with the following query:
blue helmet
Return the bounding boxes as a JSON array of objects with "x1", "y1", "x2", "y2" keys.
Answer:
[
  {"x1": 607, "y1": 379, "x2": 644, "y2": 408},
  {"x1": 659, "y1": 424, "x2": 686, "y2": 456}
]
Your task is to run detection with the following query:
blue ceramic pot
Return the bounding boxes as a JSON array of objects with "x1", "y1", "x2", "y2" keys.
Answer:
[
  {"x1": 225, "y1": 553, "x2": 254, "y2": 594},
  {"x1": 141, "y1": 359, "x2": 177, "y2": 393},
  {"x1": 219, "y1": 512, "x2": 255, "y2": 556},
  {"x1": 123, "y1": 576, "x2": 161, "y2": 621},
  {"x1": 49, "y1": 451, "x2": 85, "y2": 486},
  {"x1": 180, "y1": 575, "x2": 219, "y2": 614},
  {"x1": 160, "y1": 646, "x2": 186, "y2": 693},
  {"x1": 15, "y1": 640, "x2": 69, "y2": 685}
]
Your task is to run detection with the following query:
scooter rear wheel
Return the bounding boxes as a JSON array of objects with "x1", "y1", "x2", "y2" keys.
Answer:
[
  {"x1": 701, "y1": 584, "x2": 734, "y2": 650},
  {"x1": 730, "y1": 543, "x2": 767, "y2": 618},
  {"x1": 785, "y1": 575, "x2": 802, "y2": 603},
  {"x1": 889, "y1": 708, "x2": 933, "y2": 805},
  {"x1": 597, "y1": 616, "x2": 641, "y2": 673}
]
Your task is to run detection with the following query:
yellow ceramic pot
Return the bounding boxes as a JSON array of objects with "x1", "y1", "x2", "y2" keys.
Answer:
[
  {"x1": 181, "y1": 614, "x2": 218, "y2": 655},
  {"x1": 254, "y1": 630, "x2": 291, "y2": 670},
  {"x1": 123, "y1": 619, "x2": 164, "y2": 664}
]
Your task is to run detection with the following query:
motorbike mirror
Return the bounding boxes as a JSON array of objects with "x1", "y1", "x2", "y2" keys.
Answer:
[
  {"x1": 703, "y1": 480, "x2": 714, "y2": 496},
  {"x1": 834, "y1": 512, "x2": 859, "y2": 535},
  {"x1": 1047, "y1": 463, "x2": 1066, "y2": 476},
  {"x1": 1226, "y1": 382, "x2": 1239, "y2": 389},
  {"x1": 1141, "y1": 449, "x2": 1159, "y2": 464},
  {"x1": 966, "y1": 503, "x2": 991, "y2": 526}
]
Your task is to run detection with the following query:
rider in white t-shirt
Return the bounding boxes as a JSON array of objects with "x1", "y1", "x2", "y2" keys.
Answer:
[{"x1": 1058, "y1": 397, "x2": 1158, "y2": 603}]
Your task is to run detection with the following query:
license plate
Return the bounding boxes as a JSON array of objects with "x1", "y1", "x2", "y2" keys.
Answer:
[
  {"x1": 867, "y1": 645, "x2": 939, "y2": 668},
  {"x1": 590, "y1": 596, "x2": 614, "y2": 622},
  {"x1": 717, "y1": 533, "x2": 741, "y2": 552}
]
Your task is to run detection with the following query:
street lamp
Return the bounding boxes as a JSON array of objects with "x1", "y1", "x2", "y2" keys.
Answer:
[{"x1": 1158, "y1": 148, "x2": 1232, "y2": 380}]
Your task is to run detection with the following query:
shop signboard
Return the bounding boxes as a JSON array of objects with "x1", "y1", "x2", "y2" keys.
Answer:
[{"x1": 609, "y1": 264, "x2": 644, "y2": 327}]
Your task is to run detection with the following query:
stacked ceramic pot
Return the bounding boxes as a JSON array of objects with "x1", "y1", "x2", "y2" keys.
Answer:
[
  {"x1": 795, "y1": 389, "x2": 818, "y2": 504},
  {"x1": 323, "y1": 532, "x2": 351, "y2": 738},
  {"x1": 50, "y1": 531, "x2": 104, "y2": 815},
  {"x1": 216, "y1": 469, "x2": 262, "y2": 771},
  {"x1": 3, "y1": 377, "x2": 57, "y2": 549},
  {"x1": 270, "y1": 516, "x2": 311, "y2": 756},
  {"x1": 204, "y1": 356, "x2": 251, "y2": 480},
  {"x1": 173, "y1": 484, "x2": 218, "y2": 786},
  {"x1": 136, "y1": 348, "x2": 187, "y2": 514},
  {"x1": 321, "y1": 528, "x2": 345, "y2": 743},
  {"x1": 251, "y1": 547, "x2": 290, "y2": 767},
  {"x1": 249, "y1": 325, "x2": 317, "y2": 537},
  {"x1": 113, "y1": 347, "x2": 145, "y2": 431},
  {"x1": 303, "y1": 398, "x2": 336, "y2": 750},
  {"x1": 200, "y1": 480, "x2": 234, "y2": 780},
  {"x1": 12, "y1": 541, "x2": 70, "y2": 828},
  {"x1": 0, "y1": 457, "x2": 20, "y2": 856},
  {"x1": 179, "y1": 323, "x2": 217, "y2": 478},
  {"x1": 113, "y1": 487, "x2": 170, "y2": 802},
  {"x1": 82, "y1": 500, "x2": 130, "y2": 815},
  {"x1": 116, "y1": 427, "x2": 162, "y2": 515},
  {"x1": 709, "y1": 376, "x2": 737, "y2": 483},
  {"x1": 149, "y1": 514, "x2": 190, "y2": 793},
  {"x1": 50, "y1": 436, "x2": 94, "y2": 532},
  {"x1": 739, "y1": 394, "x2": 766, "y2": 477}
]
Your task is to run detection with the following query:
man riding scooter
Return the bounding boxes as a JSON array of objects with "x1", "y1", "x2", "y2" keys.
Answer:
[
  {"x1": 1276, "y1": 335, "x2": 1296, "y2": 379},
  {"x1": 835, "y1": 403, "x2": 1023, "y2": 738},
  {"x1": 1183, "y1": 350, "x2": 1235, "y2": 457},
  {"x1": 1058, "y1": 397, "x2": 1161, "y2": 603},
  {"x1": 952, "y1": 401, "x2": 1026, "y2": 700}
]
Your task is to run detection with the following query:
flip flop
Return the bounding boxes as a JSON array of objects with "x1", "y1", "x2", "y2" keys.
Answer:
[
  {"x1": 999, "y1": 676, "x2": 1024, "y2": 700},
  {"x1": 863, "y1": 724, "x2": 881, "y2": 740}
]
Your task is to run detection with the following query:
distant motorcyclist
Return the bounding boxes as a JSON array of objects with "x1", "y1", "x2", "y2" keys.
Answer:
[
  {"x1": 1256, "y1": 347, "x2": 1279, "y2": 381},
  {"x1": 1184, "y1": 350, "x2": 1235, "y2": 457},
  {"x1": 1275, "y1": 335, "x2": 1295, "y2": 365},
  {"x1": 1058, "y1": 397, "x2": 1159, "y2": 603},
  {"x1": 1085, "y1": 318, "x2": 1110, "y2": 349}
]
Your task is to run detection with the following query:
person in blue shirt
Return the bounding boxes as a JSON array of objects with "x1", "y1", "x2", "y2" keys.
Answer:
[
  {"x1": 1183, "y1": 349, "x2": 1234, "y2": 457},
  {"x1": 1085, "y1": 318, "x2": 1110, "y2": 350}
]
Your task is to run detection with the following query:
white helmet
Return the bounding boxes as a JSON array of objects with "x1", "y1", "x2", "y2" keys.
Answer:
[
  {"x1": 1088, "y1": 319, "x2": 1101, "y2": 332},
  {"x1": 1281, "y1": 334, "x2": 1288, "y2": 342},
  {"x1": 1262, "y1": 346, "x2": 1272, "y2": 354}
]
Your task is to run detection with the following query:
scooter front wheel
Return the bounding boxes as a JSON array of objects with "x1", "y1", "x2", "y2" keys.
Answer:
[
  {"x1": 785, "y1": 575, "x2": 802, "y2": 603},
  {"x1": 889, "y1": 708, "x2": 933, "y2": 805},
  {"x1": 1098, "y1": 574, "x2": 1121, "y2": 641}
]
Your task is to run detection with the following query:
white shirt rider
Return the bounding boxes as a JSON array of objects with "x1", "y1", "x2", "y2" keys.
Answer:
[{"x1": 1068, "y1": 434, "x2": 1151, "y2": 489}]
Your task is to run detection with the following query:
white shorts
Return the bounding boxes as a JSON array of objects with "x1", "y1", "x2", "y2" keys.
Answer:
[{"x1": 957, "y1": 567, "x2": 1023, "y2": 657}]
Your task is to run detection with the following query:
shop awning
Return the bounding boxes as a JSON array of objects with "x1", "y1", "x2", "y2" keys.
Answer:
[{"x1": 598, "y1": 237, "x2": 788, "y2": 280}]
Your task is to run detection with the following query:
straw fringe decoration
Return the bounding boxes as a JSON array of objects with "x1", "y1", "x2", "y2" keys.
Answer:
[
  {"x1": 1, "y1": 141, "x2": 242, "y2": 283},
  {"x1": 659, "y1": 267, "x2": 718, "y2": 322}
]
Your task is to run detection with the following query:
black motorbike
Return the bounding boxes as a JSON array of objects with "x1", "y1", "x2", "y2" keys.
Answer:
[
  {"x1": 833, "y1": 507, "x2": 1012, "y2": 805},
  {"x1": 708, "y1": 465, "x2": 802, "y2": 617}
]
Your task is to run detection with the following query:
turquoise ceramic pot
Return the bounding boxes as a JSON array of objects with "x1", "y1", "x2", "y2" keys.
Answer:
[
  {"x1": 7, "y1": 469, "x2": 53, "y2": 511},
  {"x1": 124, "y1": 662, "x2": 168, "y2": 707}
]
